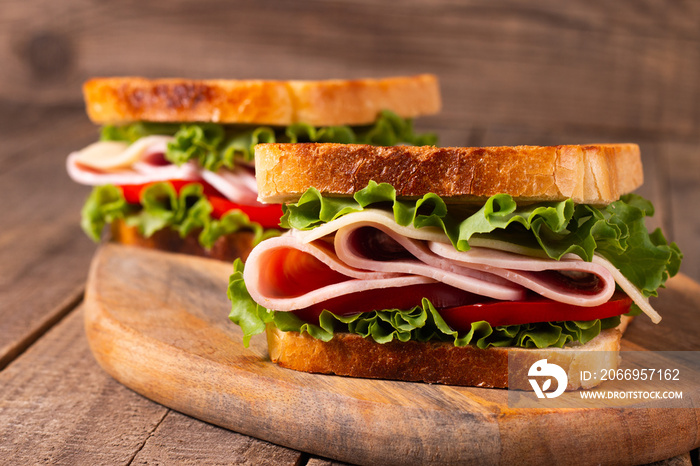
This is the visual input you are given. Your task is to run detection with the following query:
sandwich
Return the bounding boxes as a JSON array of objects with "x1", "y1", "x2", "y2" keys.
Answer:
[
  {"x1": 67, "y1": 75, "x2": 441, "y2": 261},
  {"x1": 229, "y1": 143, "x2": 682, "y2": 388}
]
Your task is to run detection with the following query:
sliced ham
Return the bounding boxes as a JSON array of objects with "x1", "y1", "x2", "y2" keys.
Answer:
[
  {"x1": 67, "y1": 137, "x2": 264, "y2": 206},
  {"x1": 200, "y1": 166, "x2": 260, "y2": 206},
  {"x1": 244, "y1": 212, "x2": 657, "y2": 321},
  {"x1": 428, "y1": 242, "x2": 616, "y2": 307},
  {"x1": 67, "y1": 150, "x2": 201, "y2": 186},
  {"x1": 290, "y1": 209, "x2": 449, "y2": 244},
  {"x1": 333, "y1": 223, "x2": 526, "y2": 301},
  {"x1": 591, "y1": 255, "x2": 661, "y2": 323},
  {"x1": 243, "y1": 234, "x2": 432, "y2": 311},
  {"x1": 293, "y1": 213, "x2": 615, "y2": 305},
  {"x1": 439, "y1": 236, "x2": 661, "y2": 322}
]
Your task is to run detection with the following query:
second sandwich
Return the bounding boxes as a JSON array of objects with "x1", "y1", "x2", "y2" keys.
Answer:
[{"x1": 67, "y1": 75, "x2": 441, "y2": 261}]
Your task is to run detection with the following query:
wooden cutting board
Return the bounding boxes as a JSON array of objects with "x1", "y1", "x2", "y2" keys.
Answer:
[{"x1": 84, "y1": 243, "x2": 700, "y2": 466}]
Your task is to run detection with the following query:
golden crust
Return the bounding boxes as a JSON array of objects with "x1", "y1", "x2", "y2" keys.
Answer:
[
  {"x1": 266, "y1": 325, "x2": 623, "y2": 389},
  {"x1": 255, "y1": 143, "x2": 643, "y2": 205},
  {"x1": 110, "y1": 219, "x2": 256, "y2": 262},
  {"x1": 83, "y1": 75, "x2": 441, "y2": 126}
]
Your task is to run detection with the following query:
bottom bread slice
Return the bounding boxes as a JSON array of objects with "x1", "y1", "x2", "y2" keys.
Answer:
[
  {"x1": 266, "y1": 318, "x2": 630, "y2": 389},
  {"x1": 110, "y1": 218, "x2": 256, "y2": 262}
]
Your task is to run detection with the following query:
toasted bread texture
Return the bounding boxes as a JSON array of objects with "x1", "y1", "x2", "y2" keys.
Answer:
[
  {"x1": 255, "y1": 143, "x2": 642, "y2": 206},
  {"x1": 83, "y1": 75, "x2": 441, "y2": 126},
  {"x1": 266, "y1": 323, "x2": 625, "y2": 389},
  {"x1": 110, "y1": 219, "x2": 256, "y2": 262}
]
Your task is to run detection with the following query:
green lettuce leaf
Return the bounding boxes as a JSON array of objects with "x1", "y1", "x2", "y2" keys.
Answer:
[
  {"x1": 81, "y1": 184, "x2": 134, "y2": 241},
  {"x1": 282, "y1": 182, "x2": 682, "y2": 298},
  {"x1": 222, "y1": 127, "x2": 276, "y2": 165},
  {"x1": 227, "y1": 267, "x2": 622, "y2": 349},
  {"x1": 100, "y1": 122, "x2": 181, "y2": 143},
  {"x1": 100, "y1": 111, "x2": 438, "y2": 172},
  {"x1": 228, "y1": 259, "x2": 275, "y2": 347},
  {"x1": 165, "y1": 124, "x2": 226, "y2": 172},
  {"x1": 354, "y1": 109, "x2": 438, "y2": 146},
  {"x1": 80, "y1": 182, "x2": 281, "y2": 248}
]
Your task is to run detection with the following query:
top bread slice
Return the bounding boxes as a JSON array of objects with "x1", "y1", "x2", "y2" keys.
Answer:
[
  {"x1": 83, "y1": 75, "x2": 441, "y2": 126},
  {"x1": 255, "y1": 143, "x2": 643, "y2": 206}
]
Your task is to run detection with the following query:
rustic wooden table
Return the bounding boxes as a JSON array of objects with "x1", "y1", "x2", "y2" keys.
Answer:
[{"x1": 2, "y1": 1, "x2": 700, "y2": 464}]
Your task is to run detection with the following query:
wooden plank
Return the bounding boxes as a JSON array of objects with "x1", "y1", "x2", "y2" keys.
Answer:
[
  {"x1": 0, "y1": 110, "x2": 97, "y2": 369},
  {"x1": 0, "y1": 103, "x2": 89, "y2": 167},
  {"x1": 657, "y1": 141, "x2": 700, "y2": 281},
  {"x1": 2, "y1": 0, "x2": 700, "y2": 138},
  {"x1": 0, "y1": 306, "x2": 304, "y2": 464},
  {"x1": 132, "y1": 410, "x2": 302, "y2": 465},
  {"x1": 83, "y1": 243, "x2": 700, "y2": 466},
  {"x1": 0, "y1": 308, "x2": 168, "y2": 464}
]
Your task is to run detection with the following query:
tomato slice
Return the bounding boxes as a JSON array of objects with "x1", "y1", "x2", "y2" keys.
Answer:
[
  {"x1": 263, "y1": 247, "x2": 351, "y2": 298},
  {"x1": 439, "y1": 291, "x2": 632, "y2": 330},
  {"x1": 207, "y1": 195, "x2": 283, "y2": 228},
  {"x1": 118, "y1": 180, "x2": 283, "y2": 228}
]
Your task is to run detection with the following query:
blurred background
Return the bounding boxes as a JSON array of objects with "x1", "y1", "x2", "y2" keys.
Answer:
[{"x1": 1, "y1": 0, "x2": 698, "y2": 280}]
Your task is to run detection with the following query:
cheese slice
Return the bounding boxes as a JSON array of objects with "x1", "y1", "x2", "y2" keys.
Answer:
[{"x1": 73, "y1": 136, "x2": 172, "y2": 170}]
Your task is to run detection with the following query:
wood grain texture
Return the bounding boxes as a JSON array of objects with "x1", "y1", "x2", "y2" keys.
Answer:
[
  {"x1": 84, "y1": 244, "x2": 700, "y2": 466},
  {"x1": 2, "y1": 0, "x2": 700, "y2": 138},
  {"x1": 0, "y1": 110, "x2": 97, "y2": 369},
  {"x1": 131, "y1": 411, "x2": 303, "y2": 466},
  {"x1": 0, "y1": 308, "x2": 169, "y2": 464},
  {"x1": 0, "y1": 306, "x2": 305, "y2": 465}
]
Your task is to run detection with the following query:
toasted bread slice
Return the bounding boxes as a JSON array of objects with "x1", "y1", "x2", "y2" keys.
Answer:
[
  {"x1": 266, "y1": 322, "x2": 625, "y2": 389},
  {"x1": 83, "y1": 75, "x2": 441, "y2": 126},
  {"x1": 255, "y1": 143, "x2": 642, "y2": 206},
  {"x1": 110, "y1": 219, "x2": 257, "y2": 262}
]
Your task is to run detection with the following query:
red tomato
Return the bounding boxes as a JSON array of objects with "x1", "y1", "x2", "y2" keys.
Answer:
[
  {"x1": 263, "y1": 247, "x2": 350, "y2": 298},
  {"x1": 207, "y1": 195, "x2": 283, "y2": 228},
  {"x1": 118, "y1": 180, "x2": 283, "y2": 228},
  {"x1": 438, "y1": 292, "x2": 632, "y2": 330}
]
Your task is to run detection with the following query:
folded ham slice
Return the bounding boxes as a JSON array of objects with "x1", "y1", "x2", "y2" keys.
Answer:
[
  {"x1": 427, "y1": 242, "x2": 616, "y2": 306},
  {"x1": 243, "y1": 235, "x2": 433, "y2": 311},
  {"x1": 244, "y1": 212, "x2": 625, "y2": 314},
  {"x1": 200, "y1": 167, "x2": 259, "y2": 206}
]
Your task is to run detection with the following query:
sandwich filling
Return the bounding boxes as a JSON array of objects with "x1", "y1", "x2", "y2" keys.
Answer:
[
  {"x1": 230, "y1": 181, "x2": 681, "y2": 349},
  {"x1": 69, "y1": 111, "x2": 436, "y2": 248}
]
